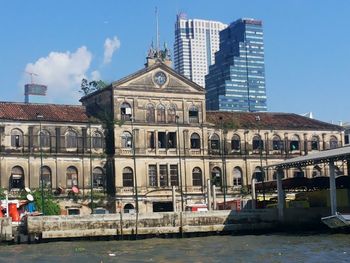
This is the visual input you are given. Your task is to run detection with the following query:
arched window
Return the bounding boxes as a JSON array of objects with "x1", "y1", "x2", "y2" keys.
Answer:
[
  {"x1": 252, "y1": 135, "x2": 263, "y2": 151},
  {"x1": 312, "y1": 166, "x2": 322, "y2": 177},
  {"x1": 66, "y1": 130, "x2": 78, "y2": 148},
  {"x1": 311, "y1": 136, "x2": 319, "y2": 151},
  {"x1": 211, "y1": 167, "x2": 222, "y2": 187},
  {"x1": 189, "y1": 105, "x2": 199, "y2": 123},
  {"x1": 157, "y1": 104, "x2": 166, "y2": 123},
  {"x1": 272, "y1": 135, "x2": 282, "y2": 150},
  {"x1": 121, "y1": 131, "x2": 132, "y2": 148},
  {"x1": 120, "y1": 102, "x2": 132, "y2": 121},
  {"x1": 92, "y1": 132, "x2": 103, "y2": 149},
  {"x1": 146, "y1": 104, "x2": 155, "y2": 122},
  {"x1": 192, "y1": 167, "x2": 202, "y2": 186},
  {"x1": 40, "y1": 166, "x2": 52, "y2": 188},
  {"x1": 190, "y1": 133, "x2": 201, "y2": 149},
  {"x1": 334, "y1": 166, "x2": 343, "y2": 176},
  {"x1": 124, "y1": 203, "x2": 135, "y2": 213},
  {"x1": 233, "y1": 167, "x2": 243, "y2": 186},
  {"x1": 10, "y1": 166, "x2": 24, "y2": 189},
  {"x1": 209, "y1": 133, "x2": 220, "y2": 151},
  {"x1": 253, "y1": 167, "x2": 264, "y2": 182},
  {"x1": 290, "y1": 135, "x2": 300, "y2": 151},
  {"x1": 168, "y1": 104, "x2": 176, "y2": 123},
  {"x1": 93, "y1": 167, "x2": 105, "y2": 189},
  {"x1": 39, "y1": 129, "x2": 51, "y2": 148},
  {"x1": 123, "y1": 167, "x2": 134, "y2": 187},
  {"x1": 330, "y1": 136, "x2": 338, "y2": 149},
  {"x1": 231, "y1": 134, "x2": 240, "y2": 151},
  {"x1": 66, "y1": 166, "x2": 78, "y2": 188},
  {"x1": 11, "y1": 128, "x2": 23, "y2": 148}
]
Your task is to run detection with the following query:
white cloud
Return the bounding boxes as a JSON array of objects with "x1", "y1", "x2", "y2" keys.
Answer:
[
  {"x1": 103, "y1": 36, "x2": 120, "y2": 64},
  {"x1": 90, "y1": 70, "x2": 101, "y2": 81},
  {"x1": 24, "y1": 46, "x2": 92, "y2": 103}
]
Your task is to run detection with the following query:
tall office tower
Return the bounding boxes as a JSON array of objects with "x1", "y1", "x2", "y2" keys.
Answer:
[
  {"x1": 205, "y1": 18, "x2": 267, "y2": 112},
  {"x1": 174, "y1": 13, "x2": 227, "y2": 88}
]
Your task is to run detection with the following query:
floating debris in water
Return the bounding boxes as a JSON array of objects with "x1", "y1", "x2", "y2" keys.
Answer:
[
  {"x1": 109, "y1": 253, "x2": 116, "y2": 257},
  {"x1": 74, "y1": 247, "x2": 86, "y2": 253}
]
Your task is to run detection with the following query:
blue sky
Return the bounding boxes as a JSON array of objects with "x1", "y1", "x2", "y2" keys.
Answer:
[{"x1": 0, "y1": 0, "x2": 349, "y2": 123}]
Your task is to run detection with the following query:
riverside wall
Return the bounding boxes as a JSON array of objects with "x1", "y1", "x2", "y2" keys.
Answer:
[
  {"x1": 25, "y1": 210, "x2": 277, "y2": 240},
  {"x1": 0, "y1": 218, "x2": 13, "y2": 241},
  {"x1": 23, "y1": 207, "x2": 338, "y2": 241}
]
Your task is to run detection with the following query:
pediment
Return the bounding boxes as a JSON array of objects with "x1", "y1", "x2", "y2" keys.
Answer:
[{"x1": 113, "y1": 63, "x2": 205, "y2": 94}]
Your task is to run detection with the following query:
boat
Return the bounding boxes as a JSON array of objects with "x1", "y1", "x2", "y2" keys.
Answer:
[{"x1": 321, "y1": 212, "x2": 350, "y2": 228}]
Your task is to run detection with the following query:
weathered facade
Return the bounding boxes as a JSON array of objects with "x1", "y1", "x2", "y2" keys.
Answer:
[
  {"x1": 0, "y1": 103, "x2": 106, "y2": 194},
  {"x1": 80, "y1": 57, "x2": 345, "y2": 213},
  {"x1": 0, "y1": 55, "x2": 345, "y2": 214}
]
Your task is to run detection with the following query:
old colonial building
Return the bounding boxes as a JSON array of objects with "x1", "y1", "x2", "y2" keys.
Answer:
[
  {"x1": 80, "y1": 54, "x2": 344, "y2": 213},
  {"x1": 0, "y1": 52, "x2": 345, "y2": 213},
  {"x1": 0, "y1": 103, "x2": 106, "y2": 194}
]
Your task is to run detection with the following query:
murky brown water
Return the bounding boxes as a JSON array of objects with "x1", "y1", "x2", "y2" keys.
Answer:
[{"x1": 1, "y1": 234, "x2": 350, "y2": 263}]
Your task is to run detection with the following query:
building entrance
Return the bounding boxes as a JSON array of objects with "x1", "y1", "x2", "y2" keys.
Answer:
[{"x1": 152, "y1": 201, "x2": 173, "y2": 212}]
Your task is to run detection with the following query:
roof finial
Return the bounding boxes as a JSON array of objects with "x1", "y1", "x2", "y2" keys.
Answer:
[{"x1": 155, "y1": 7, "x2": 159, "y2": 52}]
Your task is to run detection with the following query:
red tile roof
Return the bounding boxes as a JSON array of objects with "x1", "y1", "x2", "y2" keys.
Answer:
[
  {"x1": 206, "y1": 111, "x2": 343, "y2": 131},
  {"x1": 0, "y1": 102, "x2": 89, "y2": 123}
]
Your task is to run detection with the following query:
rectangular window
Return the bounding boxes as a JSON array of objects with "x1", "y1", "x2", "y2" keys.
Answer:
[
  {"x1": 311, "y1": 141, "x2": 319, "y2": 150},
  {"x1": 15, "y1": 135, "x2": 21, "y2": 148},
  {"x1": 147, "y1": 132, "x2": 155, "y2": 148},
  {"x1": 159, "y1": 165, "x2": 168, "y2": 187},
  {"x1": 290, "y1": 141, "x2": 300, "y2": 151},
  {"x1": 149, "y1": 165, "x2": 157, "y2": 187},
  {"x1": 167, "y1": 132, "x2": 177, "y2": 148},
  {"x1": 231, "y1": 140, "x2": 240, "y2": 151},
  {"x1": 158, "y1": 132, "x2": 166, "y2": 148},
  {"x1": 170, "y1": 165, "x2": 179, "y2": 186}
]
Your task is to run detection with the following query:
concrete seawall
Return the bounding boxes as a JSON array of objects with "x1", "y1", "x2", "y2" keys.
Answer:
[
  {"x1": 22, "y1": 207, "x2": 337, "y2": 241},
  {"x1": 0, "y1": 218, "x2": 12, "y2": 241},
  {"x1": 26, "y1": 210, "x2": 278, "y2": 240}
]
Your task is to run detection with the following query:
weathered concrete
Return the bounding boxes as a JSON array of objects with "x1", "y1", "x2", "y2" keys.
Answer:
[
  {"x1": 23, "y1": 208, "x2": 336, "y2": 241},
  {"x1": 0, "y1": 218, "x2": 13, "y2": 241},
  {"x1": 25, "y1": 210, "x2": 277, "y2": 240}
]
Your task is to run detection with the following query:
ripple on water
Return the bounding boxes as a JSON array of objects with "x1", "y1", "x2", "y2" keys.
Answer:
[{"x1": 1, "y1": 234, "x2": 350, "y2": 263}]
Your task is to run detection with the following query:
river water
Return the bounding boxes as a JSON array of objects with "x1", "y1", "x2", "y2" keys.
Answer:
[{"x1": 1, "y1": 234, "x2": 350, "y2": 263}]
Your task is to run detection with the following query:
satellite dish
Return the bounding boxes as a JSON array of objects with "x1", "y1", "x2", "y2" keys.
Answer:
[
  {"x1": 27, "y1": 194, "x2": 34, "y2": 202},
  {"x1": 25, "y1": 187, "x2": 31, "y2": 193}
]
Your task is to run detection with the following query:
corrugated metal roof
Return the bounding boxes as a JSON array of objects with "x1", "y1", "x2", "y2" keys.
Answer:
[
  {"x1": 266, "y1": 146, "x2": 350, "y2": 169},
  {"x1": 206, "y1": 111, "x2": 343, "y2": 131},
  {"x1": 0, "y1": 102, "x2": 89, "y2": 123}
]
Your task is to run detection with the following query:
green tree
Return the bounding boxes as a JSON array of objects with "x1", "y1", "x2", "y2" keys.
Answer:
[
  {"x1": 32, "y1": 190, "x2": 61, "y2": 215},
  {"x1": 80, "y1": 78, "x2": 109, "y2": 96}
]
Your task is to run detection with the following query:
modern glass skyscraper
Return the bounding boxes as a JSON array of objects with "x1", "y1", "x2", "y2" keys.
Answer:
[
  {"x1": 174, "y1": 13, "x2": 227, "y2": 88},
  {"x1": 205, "y1": 18, "x2": 267, "y2": 112}
]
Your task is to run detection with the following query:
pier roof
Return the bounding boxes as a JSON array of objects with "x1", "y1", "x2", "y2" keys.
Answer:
[{"x1": 265, "y1": 146, "x2": 350, "y2": 169}]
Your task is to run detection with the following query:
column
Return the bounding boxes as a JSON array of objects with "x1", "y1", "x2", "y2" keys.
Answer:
[
  {"x1": 329, "y1": 160, "x2": 337, "y2": 216},
  {"x1": 277, "y1": 169, "x2": 284, "y2": 221}
]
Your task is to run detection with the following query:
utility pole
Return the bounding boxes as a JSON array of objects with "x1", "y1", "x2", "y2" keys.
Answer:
[
  {"x1": 36, "y1": 114, "x2": 44, "y2": 214},
  {"x1": 131, "y1": 117, "x2": 139, "y2": 237},
  {"x1": 176, "y1": 115, "x2": 184, "y2": 211}
]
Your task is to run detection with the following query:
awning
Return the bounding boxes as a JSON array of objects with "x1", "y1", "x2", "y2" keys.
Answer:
[{"x1": 264, "y1": 146, "x2": 350, "y2": 169}]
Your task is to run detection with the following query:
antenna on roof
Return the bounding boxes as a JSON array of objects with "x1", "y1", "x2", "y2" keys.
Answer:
[
  {"x1": 155, "y1": 7, "x2": 159, "y2": 51},
  {"x1": 24, "y1": 71, "x2": 47, "y2": 104},
  {"x1": 25, "y1": 71, "x2": 38, "y2": 84}
]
